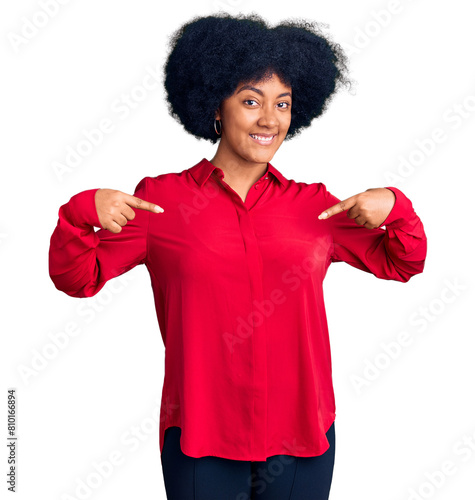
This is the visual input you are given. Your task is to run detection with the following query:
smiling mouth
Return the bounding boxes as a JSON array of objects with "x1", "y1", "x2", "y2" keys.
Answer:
[{"x1": 249, "y1": 134, "x2": 277, "y2": 144}]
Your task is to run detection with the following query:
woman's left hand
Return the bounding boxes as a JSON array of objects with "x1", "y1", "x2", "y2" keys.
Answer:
[{"x1": 318, "y1": 188, "x2": 396, "y2": 229}]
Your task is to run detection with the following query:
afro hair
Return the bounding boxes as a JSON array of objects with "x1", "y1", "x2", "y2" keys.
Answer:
[{"x1": 163, "y1": 12, "x2": 354, "y2": 143}]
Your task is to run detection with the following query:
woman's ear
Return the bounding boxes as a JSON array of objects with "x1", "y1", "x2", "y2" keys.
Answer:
[{"x1": 214, "y1": 107, "x2": 221, "y2": 121}]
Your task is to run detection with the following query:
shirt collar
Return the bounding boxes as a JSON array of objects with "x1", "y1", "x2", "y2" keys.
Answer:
[{"x1": 188, "y1": 158, "x2": 288, "y2": 188}]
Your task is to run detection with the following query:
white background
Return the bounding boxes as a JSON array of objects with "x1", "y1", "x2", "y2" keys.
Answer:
[{"x1": 2, "y1": 1, "x2": 474, "y2": 499}]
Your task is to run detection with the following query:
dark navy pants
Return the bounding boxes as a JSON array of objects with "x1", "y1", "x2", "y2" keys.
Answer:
[{"x1": 160, "y1": 422, "x2": 335, "y2": 500}]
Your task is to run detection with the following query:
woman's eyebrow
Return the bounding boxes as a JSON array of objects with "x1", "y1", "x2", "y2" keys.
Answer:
[{"x1": 236, "y1": 84, "x2": 292, "y2": 98}]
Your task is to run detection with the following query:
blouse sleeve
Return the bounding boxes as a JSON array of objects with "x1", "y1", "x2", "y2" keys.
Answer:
[
  {"x1": 48, "y1": 177, "x2": 151, "y2": 297},
  {"x1": 324, "y1": 185, "x2": 427, "y2": 282}
]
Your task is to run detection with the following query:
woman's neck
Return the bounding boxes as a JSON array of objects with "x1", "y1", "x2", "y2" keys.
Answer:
[{"x1": 209, "y1": 153, "x2": 268, "y2": 187}]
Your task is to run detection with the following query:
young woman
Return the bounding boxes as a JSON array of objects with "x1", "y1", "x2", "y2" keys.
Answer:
[{"x1": 49, "y1": 13, "x2": 427, "y2": 500}]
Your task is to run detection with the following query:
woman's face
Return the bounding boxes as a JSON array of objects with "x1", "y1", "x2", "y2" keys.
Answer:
[{"x1": 215, "y1": 73, "x2": 292, "y2": 168}]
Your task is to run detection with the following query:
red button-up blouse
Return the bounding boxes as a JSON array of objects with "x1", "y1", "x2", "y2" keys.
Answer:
[{"x1": 48, "y1": 158, "x2": 427, "y2": 461}]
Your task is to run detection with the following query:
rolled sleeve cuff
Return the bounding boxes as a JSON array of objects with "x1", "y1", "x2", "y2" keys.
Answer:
[
  {"x1": 377, "y1": 186, "x2": 414, "y2": 228},
  {"x1": 63, "y1": 188, "x2": 102, "y2": 229}
]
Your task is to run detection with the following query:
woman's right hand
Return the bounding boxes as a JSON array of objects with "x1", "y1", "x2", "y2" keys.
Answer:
[{"x1": 95, "y1": 188, "x2": 164, "y2": 233}]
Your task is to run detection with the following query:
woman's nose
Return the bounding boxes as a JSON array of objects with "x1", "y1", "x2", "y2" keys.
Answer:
[{"x1": 257, "y1": 105, "x2": 279, "y2": 128}]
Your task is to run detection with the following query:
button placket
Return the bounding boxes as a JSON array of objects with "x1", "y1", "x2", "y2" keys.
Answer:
[{"x1": 234, "y1": 203, "x2": 268, "y2": 459}]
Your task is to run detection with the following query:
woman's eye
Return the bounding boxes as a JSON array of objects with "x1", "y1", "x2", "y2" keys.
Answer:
[{"x1": 243, "y1": 100, "x2": 290, "y2": 108}]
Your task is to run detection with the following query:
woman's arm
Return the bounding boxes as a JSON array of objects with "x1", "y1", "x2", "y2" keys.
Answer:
[
  {"x1": 48, "y1": 177, "x2": 161, "y2": 297},
  {"x1": 320, "y1": 186, "x2": 427, "y2": 282}
]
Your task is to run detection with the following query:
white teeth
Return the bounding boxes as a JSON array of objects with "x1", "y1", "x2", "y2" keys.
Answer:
[{"x1": 251, "y1": 134, "x2": 274, "y2": 141}]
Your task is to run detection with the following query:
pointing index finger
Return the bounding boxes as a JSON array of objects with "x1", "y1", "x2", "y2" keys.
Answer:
[
  {"x1": 126, "y1": 194, "x2": 164, "y2": 213},
  {"x1": 318, "y1": 195, "x2": 356, "y2": 220}
]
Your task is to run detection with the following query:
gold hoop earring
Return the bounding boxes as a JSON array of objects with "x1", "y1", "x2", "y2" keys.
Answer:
[{"x1": 214, "y1": 118, "x2": 222, "y2": 135}]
